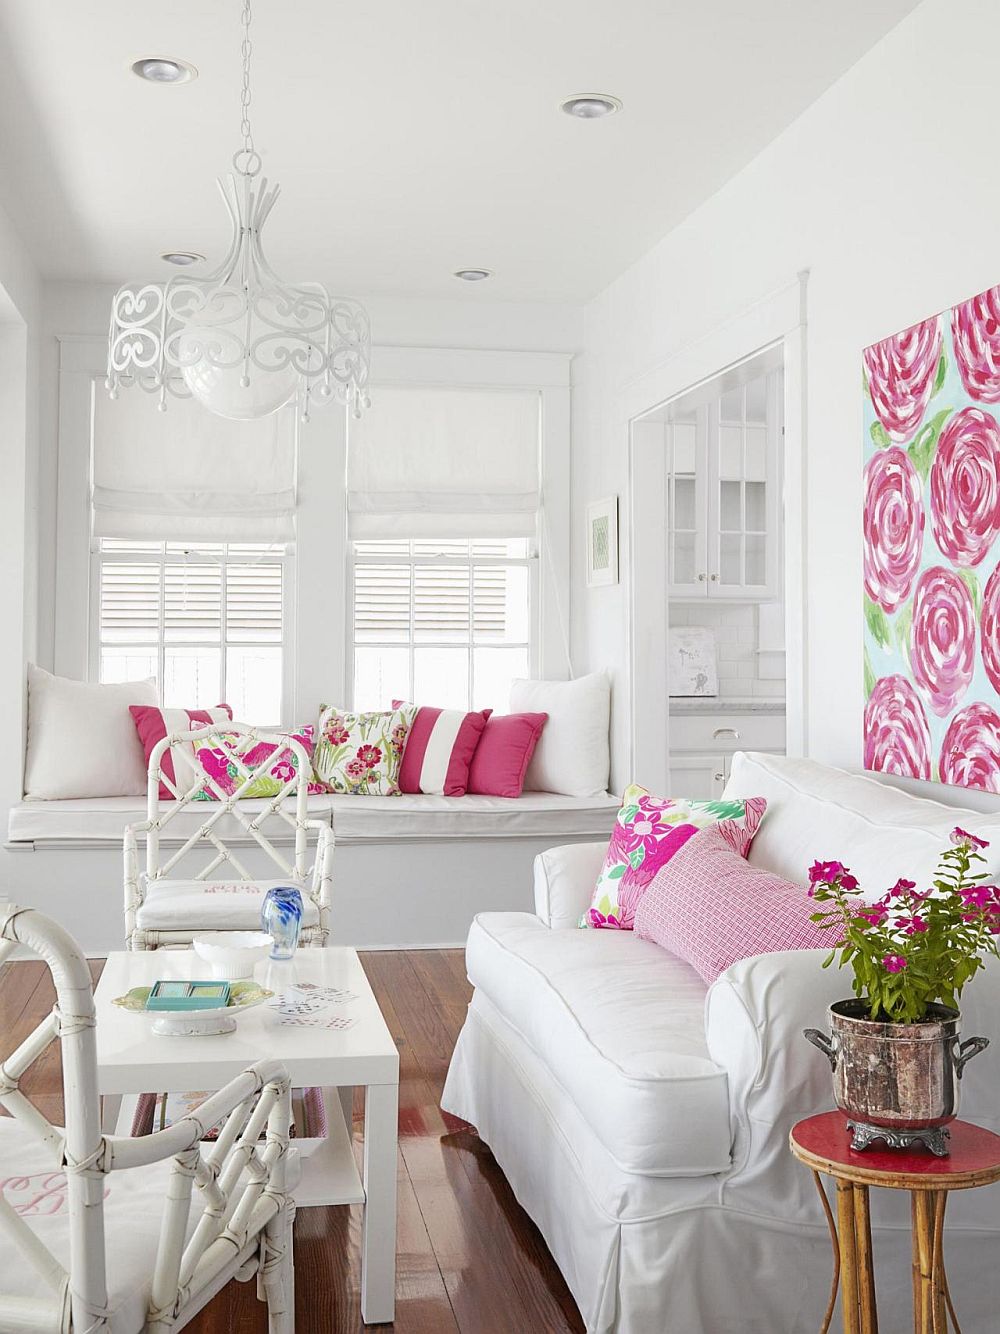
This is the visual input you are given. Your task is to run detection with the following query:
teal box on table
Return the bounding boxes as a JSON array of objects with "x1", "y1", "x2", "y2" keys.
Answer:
[{"x1": 145, "y1": 980, "x2": 232, "y2": 1011}]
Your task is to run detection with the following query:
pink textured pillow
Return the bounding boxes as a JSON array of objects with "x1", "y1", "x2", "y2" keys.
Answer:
[
  {"x1": 130, "y1": 703, "x2": 233, "y2": 800},
  {"x1": 468, "y1": 712, "x2": 548, "y2": 798},
  {"x1": 393, "y1": 702, "x2": 491, "y2": 796},
  {"x1": 634, "y1": 824, "x2": 828, "y2": 984}
]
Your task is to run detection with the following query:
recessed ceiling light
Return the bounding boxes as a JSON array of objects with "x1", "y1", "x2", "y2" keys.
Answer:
[
  {"x1": 454, "y1": 268, "x2": 493, "y2": 282},
  {"x1": 560, "y1": 94, "x2": 622, "y2": 120},
  {"x1": 161, "y1": 251, "x2": 206, "y2": 266},
  {"x1": 131, "y1": 57, "x2": 198, "y2": 85}
]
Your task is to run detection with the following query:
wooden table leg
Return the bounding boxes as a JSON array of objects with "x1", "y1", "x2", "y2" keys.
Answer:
[
  {"x1": 853, "y1": 1184, "x2": 878, "y2": 1333},
  {"x1": 813, "y1": 1172, "x2": 841, "y2": 1334},
  {"x1": 837, "y1": 1180, "x2": 861, "y2": 1333},
  {"x1": 912, "y1": 1190, "x2": 936, "y2": 1334}
]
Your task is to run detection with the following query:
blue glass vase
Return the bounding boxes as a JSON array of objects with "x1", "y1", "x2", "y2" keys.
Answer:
[{"x1": 261, "y1": 886, "x2": 303, "y2": 960}]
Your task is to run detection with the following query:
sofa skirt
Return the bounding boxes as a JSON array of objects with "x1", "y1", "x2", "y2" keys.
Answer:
[{"x1": 442, "y1": 992, "x2": 1000, "y2": 1334}]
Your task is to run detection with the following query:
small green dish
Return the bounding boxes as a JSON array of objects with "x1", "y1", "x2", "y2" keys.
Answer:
[{"x1": 113, "y1": 979, "x2": 272, "y2": 1015}]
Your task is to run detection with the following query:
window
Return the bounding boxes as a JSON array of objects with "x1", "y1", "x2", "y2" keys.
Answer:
[
  {"x1": 351, "y1": 538, "x2": 534, "y2": 712},
  {"x1": 94, "y1": 540, "x2": 290, "y2": 722}
]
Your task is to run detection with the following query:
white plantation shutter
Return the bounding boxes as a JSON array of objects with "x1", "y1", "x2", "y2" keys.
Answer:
[
  {"x1": 347, "y1": 386, "x2": 540, "y2": 538},
  {"x1": 92, "y1": 390, "x2": 296, "y2": 542}
]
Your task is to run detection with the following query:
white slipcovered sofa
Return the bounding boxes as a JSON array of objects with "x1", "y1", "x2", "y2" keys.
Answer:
[{"x1": 442, "y1": 752, "x2": 1000, "y2": 1333}]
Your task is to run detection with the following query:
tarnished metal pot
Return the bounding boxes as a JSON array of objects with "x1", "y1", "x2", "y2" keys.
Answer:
[{"x1": 805, "y1": 1000, "x2": 988, "y2": 1131}]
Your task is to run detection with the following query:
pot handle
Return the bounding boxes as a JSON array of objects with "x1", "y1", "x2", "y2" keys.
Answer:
[
  {"x1": 954, "y1": 1035, "x2": 990, "y2": 1078},
  {"x1": 804, "y1": 1028, "x2": 839, "y2": 1070}
]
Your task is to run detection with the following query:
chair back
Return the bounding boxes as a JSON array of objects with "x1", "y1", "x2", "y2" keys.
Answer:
[
  {"x1": 0, "y1": 903, "x2": 108, "y2": 1331},
  {"x1": 144, "y1": 721, "x2": 312, "y2": 884}
]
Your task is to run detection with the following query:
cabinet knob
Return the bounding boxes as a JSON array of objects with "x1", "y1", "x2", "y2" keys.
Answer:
[
  {"x1": 713, "y1": 727, "x2": 740, "y2": 740},
  {"x1": 714, "y1": 773, "x2": 725, "y2": 784},
  {"x1": 709, "y1": 573, "x2": 719, "y2": 582},
  {"x1": 697, "y1": 573, "x2": 706, "y2": 582}
]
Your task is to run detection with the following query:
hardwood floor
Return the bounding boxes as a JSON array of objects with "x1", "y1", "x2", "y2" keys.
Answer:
[{"x1": 0, "y1": 950, "x2": 585, "y2": 1334}]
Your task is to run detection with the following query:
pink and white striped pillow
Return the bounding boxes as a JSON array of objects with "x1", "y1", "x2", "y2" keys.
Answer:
[
  {"x1": 393, "y1": 702, "x2": 491, "y2": 797},
  {"x1": 129, "y1": 704, "x2": 233, "y2": 801},
  {"x1": 633, "y1": 823, "x2": 828, "y2": 984}
]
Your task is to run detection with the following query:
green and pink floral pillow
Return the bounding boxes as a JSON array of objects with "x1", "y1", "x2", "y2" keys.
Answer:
[
  {"x1": 192, "y1": 725, "x2": 327, "y2": 800},
  {"x1": 312, "y1": 705, "x2": 416, "y2": 796},
  {"x1": 583, "y1": 784, "x2": 768, "y2": 929}
]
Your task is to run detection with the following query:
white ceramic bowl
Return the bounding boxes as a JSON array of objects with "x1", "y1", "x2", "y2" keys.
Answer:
[{"x1": 192, "y1": 931, "x2": 273, "y2": 980}]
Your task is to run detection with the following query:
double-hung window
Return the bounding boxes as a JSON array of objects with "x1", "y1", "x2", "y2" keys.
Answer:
[
  {"x1": 94, "y1": 540, "x2": 289, "y2": 721},
  {"x1": 89, "y1": 386, "x2": 296, "y2": 721},
  {"x1": 347, "y1": 385, "x2": 541, "y2": 712},
  {"x1": 351, "y1": 537, "x2": 533, "y2": 711}
]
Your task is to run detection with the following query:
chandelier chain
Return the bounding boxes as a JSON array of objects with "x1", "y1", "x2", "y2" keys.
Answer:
[{"x1": 238, "y1": 0, "x2": 255, "y2": 169}]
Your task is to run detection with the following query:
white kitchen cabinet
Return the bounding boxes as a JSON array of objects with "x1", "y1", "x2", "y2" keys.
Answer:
[
  {"x1": 668, "y1": 752, "x2": 729, "y2": 801},
  {"x1": 667, "y1": 369, "x2": 781, "y2": 601},
  {"x1": 669, "y1": 710, "x2": 785, "y2": 800}
]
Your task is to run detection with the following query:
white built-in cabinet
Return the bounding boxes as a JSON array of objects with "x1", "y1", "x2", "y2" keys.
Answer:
[{"x1": 667, "y1": 370, "x2": 781, "y2": 600}]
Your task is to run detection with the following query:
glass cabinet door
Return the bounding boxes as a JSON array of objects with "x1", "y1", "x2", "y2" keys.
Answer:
[
  {"x1": 707, "y1": 370, "x2": 779, "y2": 598},
  {"x1": 666, "y1": 409, "x2": 707, "y2": 594}
]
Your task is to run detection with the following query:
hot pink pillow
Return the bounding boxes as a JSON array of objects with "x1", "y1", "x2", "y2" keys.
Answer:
[
  {"x1": 129, "y1": 704, "x2": 233, "y2": 800},
  {"x1": 468, "y1": 712, "x2": 548, "y2": 798},
  {"x1": 634, "y1": 824, "x2": 828, "y2": 984},
  {"x1": 393, "y1": 702, "x2": 491, "y2": 797}
]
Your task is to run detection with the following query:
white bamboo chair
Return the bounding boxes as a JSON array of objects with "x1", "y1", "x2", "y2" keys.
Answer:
[
  {"x1": 0, "y1": 901, "x2": 296, "y2": 1332},
  {"x1": 123, "y1": 722, "x2": 334, "y2": 951}
]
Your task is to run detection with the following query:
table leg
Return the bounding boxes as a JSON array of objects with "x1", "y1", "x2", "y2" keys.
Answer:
[
  {"x1": 853, "y1": 1184, "x2": 878, "y2": 1333},
  {"x1": 361, "y1": 1081, "x2": 398, "y2": 1325},
  {"x1": 837, "y1": 1180, "x2": 861, "y2": 1333},
  {"x1": 912, "y1": 1191, "x2": 936, "y2": 1334},
  {"x1": 812, "y1": 1172, "x2": 841, "y2": 1334},
  {"x1": 100, "y1": 1093, "x2": 122, "y2": 1134}
]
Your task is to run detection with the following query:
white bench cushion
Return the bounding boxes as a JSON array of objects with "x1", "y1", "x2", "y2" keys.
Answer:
[
  {"x1": 135, "y1": 877, "x2": 318, "y2": 931},
  {"x1": 464, "y1": 911, "x2": 732, "y2": 1176},
  {"x1": 0, "y1": 1118, "x2": 181, "y2": 1333},
  {"x1": 8, "y1": 791, "x2": 619, "y2": 845}
]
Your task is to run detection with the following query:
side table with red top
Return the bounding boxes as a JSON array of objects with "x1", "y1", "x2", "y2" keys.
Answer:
[{"x1": 790, "y1": 1112, "x2": 1000, "y2": 1334}]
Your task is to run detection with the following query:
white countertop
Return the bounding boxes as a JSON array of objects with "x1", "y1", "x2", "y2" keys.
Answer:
[{"x1": 668, "y1": 698, "x2": 785, "y2": 715}]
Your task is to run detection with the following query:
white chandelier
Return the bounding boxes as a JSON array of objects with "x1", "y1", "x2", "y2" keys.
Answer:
[{"x1": 106, "y1": 0, "x2": 371, "y2": 422}]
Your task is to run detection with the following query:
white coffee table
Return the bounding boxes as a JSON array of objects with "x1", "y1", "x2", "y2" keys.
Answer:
[{"x1": 93, "y1": 947, "x2": 399, "y2": 1325}]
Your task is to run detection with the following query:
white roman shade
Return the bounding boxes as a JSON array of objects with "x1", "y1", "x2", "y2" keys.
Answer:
[
  {"x1": 92, "y1": 390, "x2": 297, "y2": 542},
  {"x1": 347, "y1": 386, "x2": 540, "y2": 538}
]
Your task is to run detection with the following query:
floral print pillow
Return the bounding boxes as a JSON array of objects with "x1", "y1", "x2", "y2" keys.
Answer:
[
  {"x1": 192, "y1": 725, "x2": 327, "y2": 800},
  {"x1": 583, "y1": 784, "x2": 767, "y2": 930},
  {"x1": 312, "y1": 705, "x2": 416, "y2": 796}
]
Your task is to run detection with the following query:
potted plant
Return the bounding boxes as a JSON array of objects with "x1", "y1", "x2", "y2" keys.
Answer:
[{"x1": 803, "y1": 827, "x2": 995, "y2": 1155}]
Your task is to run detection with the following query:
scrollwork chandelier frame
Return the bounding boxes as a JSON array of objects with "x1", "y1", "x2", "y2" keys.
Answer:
[{"x1": 106, "y1": 0, "x2": 371, "y2": 421}]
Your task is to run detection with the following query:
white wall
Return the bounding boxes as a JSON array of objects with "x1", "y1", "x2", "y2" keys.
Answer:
[{"x1": 572, "y1": 0, "x2": 1000, "y2": 809}]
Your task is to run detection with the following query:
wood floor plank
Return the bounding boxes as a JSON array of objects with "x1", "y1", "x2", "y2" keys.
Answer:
[{"x1": 0, "y1": 949, "x2": 583, "y2": 1333}]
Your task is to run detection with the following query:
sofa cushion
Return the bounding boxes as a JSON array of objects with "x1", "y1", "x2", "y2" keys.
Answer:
[
  {"x1": 465, "y1": 911, "x2": 732, "y2": 1175},
  {"x1": 135, "y1": 877, "x2": 319, "y2": 931},
  {"x1": 725, "y1": 750, "x2": 1000, "y2": 899}
]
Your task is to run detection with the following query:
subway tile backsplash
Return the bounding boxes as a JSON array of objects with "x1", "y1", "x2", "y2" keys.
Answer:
[{"x1": 670, "y1": 600, "x2": 785, "y2": 701}]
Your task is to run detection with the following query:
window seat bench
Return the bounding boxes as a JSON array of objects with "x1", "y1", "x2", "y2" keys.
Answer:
[{"x1": 4, "y1": 792, "x2": 618, "y2": 954}]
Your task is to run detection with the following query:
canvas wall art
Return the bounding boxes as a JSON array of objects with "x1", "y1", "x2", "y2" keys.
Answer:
[{"x1": 863, "y1": 282, "x2": 1000, "y2": 792}]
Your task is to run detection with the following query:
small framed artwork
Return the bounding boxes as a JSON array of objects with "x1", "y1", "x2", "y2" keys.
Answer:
[{"x1": 586, "y1": 497, "x2": 619, "y2": 587}]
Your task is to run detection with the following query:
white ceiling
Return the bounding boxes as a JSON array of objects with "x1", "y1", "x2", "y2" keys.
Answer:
[{"x1": 0, "y1": 0, "x2": 919, "y2": 304}]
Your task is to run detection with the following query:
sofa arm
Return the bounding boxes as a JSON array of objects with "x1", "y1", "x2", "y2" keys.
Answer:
[
  {"x1": 533, "y1": 841, "x2": 606, "y2": 929},
  {"x1": 705, "y1": 949, "x2": 1000, "y2": 1183}
]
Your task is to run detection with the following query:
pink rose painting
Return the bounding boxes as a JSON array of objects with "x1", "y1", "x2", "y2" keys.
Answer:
[
  {"x1": 863, "y1": 317, "x2": 942, "y2": 443},
  {"x1": 864, "y1": 284, "x2": 1000, "y2": 793}
]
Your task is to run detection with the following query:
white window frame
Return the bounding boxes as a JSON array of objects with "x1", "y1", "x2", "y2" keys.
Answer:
[
  {"x1": 88, "y1": 540, "x2": 297, "y2": 723},
  {"x1": 347, "y1": 539, "x2": 539, "y2": 711}
]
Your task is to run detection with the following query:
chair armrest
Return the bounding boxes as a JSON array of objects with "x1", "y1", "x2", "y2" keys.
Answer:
[{"x1": 533, "y1": 841, "x2": 606, "y2": 929}]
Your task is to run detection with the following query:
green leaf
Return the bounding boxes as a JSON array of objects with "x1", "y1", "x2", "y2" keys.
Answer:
[
  {"x1": 863, "y1": 648, "x2": 876, "y2": 700},
  {"x1": 893, "y1": 601, "x2": 913, "y2": 669},
  {"x1": 607, "y1": 863, "x2": 626, "y2": 879},
  {"x1": 908, "y1": 408, "x2": 952, "y2": 482},
  {"x1": 932, "y1": 352, "x2": 948, "y2": 396},
  {"x1": 628, "y1": 848, "x2": 645, "y2": 871},
  {"x1": 958, "y1": 567, "x2": 982, "y2": 618},
  {"x1": 864, "y1": 597, "x2": 892, "y2": 650},
  {"x1": 870, "y1": 421, "x2": 892, "y2": 450}
]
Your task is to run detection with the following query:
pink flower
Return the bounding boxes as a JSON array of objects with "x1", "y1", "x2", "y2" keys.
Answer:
[
  {"x1": 981, "y1": 566, "x2": 1000, "y2": 695},
  {"x1": 588, "y1": 908, "x2": 621, "y2": 929},
  {"x1": 628, "y1": 808, "x2": 667, "y2": 857},
  {"x1": 951, "y1": 826, "x2": 989, "y2": 849},
  {"x1": 959, "y1": 885, "x2": 994, "y2": 908},
  {"x1": 356, "y1": 744, "x2": 382, "y2": 771},
  {"x1": 864, "y1": 675, "x2": 932, "y2": 781},
  {"x1": 900, "y1": 915, "x2": 927, "y2": 934},
  {"x1": 198, "y1": 747, "x2": 237, "y2": 794},
  {"x1": 883, "y1": 954, "x2": 908, "y2": 973},
  {"x1": 344, "y1": 757, "x2": 367, "y2": 782},
  {"x1": 864, "y1": 317, "x2": 943, "y2": 443},
  {"x1": 909, "y1": 567, "x2": 975, "y2": 717},
  {"x1": 930, "y1": 408, "x2": 1000, "y2": 567},
  {"x1": 952, "y1": 284, "x2": 1000, "y2": 402},
  {"x1": 940, "y1": 703, "x2": 1000, "y2": 793},
  {"x1": 324, "y1": 719, "x2": 350, "y2": 747},
  {"x1": 809, "y1": 860, "x2": 847, "y2": 885},
  {"x1": 888, "y1": 878, "x2": 917, "y2": 896},
  {"x1": 856, "y1": 907, "x2": 887, "y2": 927},
  {"x1": 863, "y1": 448, "x2": 925, "y2": 613},
  {"x1": 269, "y1": 759, "x2": 295, "y2": 784}
]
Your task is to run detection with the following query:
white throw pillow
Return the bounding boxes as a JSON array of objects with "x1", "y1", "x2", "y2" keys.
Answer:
[
  {"x1": 24, "y1": 664, "x2": 158, "y2": 800},
  {"x1": 509, "y1": 672, "x2": 611, "y2": 797}
]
